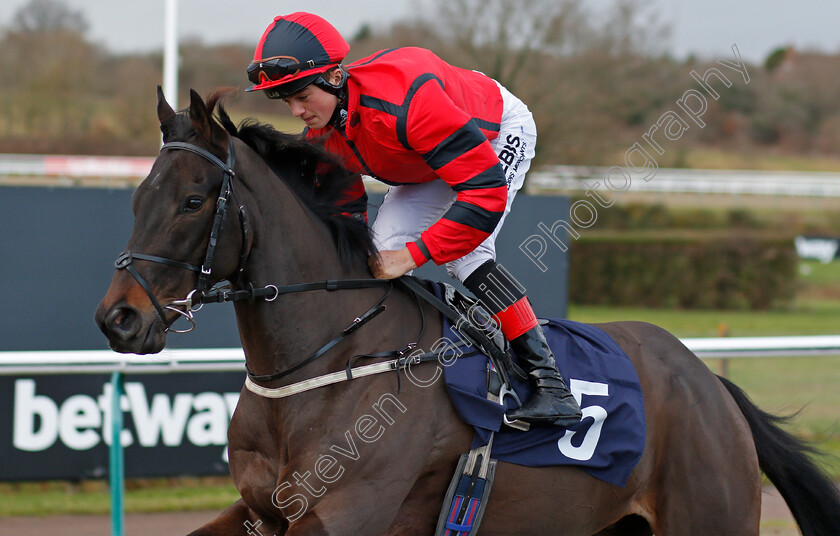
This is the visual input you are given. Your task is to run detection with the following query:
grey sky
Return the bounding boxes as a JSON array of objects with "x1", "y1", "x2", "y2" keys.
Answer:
[{"x1": 1, "y1": 0, "x2": 839, "y2": 64}]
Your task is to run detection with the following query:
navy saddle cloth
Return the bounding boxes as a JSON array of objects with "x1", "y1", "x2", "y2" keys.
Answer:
[{"x1": 433, "y1": 283, "x2": 646, "y2": 487}]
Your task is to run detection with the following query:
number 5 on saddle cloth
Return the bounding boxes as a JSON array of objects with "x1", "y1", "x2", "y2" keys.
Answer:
[{"x1": 408, "y1": 279, "x2": 646, "y2": 536}]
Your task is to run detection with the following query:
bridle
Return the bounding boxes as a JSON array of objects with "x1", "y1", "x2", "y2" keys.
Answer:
[
  {"x1": 109, "y1": 136, "x2": 514, "y2": 404},
  {"x1": 110, "y1": 136, "x2": 411, "y2": 384},
  {"x1": 114, "y1": 137, "x2": 257, "y2": 333}
]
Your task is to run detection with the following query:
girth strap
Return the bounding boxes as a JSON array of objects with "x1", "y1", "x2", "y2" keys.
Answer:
[{"x1": 434, "y1": 435, "x2": 497, "y2": 536}]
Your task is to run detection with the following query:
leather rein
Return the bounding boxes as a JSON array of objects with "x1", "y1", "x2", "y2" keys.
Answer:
[{"x1": 112, "y1": 137, "x2": 432, "y2": 395}]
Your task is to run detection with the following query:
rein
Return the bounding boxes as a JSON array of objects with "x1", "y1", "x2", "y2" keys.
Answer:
[
  {"x1": 241, "y1": 277, "x2": 524, "y2": 402},
  {"x1": 111, "y1": 137, "x2": 427, "y2": 396},
  {"x1": 244, "y1": 280, "x2": 397, "y2": 383},
  {"x1": 113, "y1": 138, "x2": 509, "y2": 403}
]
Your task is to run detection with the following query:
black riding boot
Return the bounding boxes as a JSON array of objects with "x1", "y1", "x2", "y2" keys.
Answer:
[{"x1": 506, "y1": 326, "x2": 582, "y2": 427}]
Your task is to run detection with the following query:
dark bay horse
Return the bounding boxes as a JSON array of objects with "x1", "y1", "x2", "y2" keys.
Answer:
[{"x1": 95, "y1": 89, "x2": 840, "y2": 536}]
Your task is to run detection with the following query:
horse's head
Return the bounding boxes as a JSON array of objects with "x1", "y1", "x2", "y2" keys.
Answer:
[{"x1": 95, "y1": 88, "x2": 250, "y2": 353}]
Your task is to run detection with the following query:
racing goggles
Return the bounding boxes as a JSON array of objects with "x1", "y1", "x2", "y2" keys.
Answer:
[{"x1": 247, "y1": 57, "x2": 320, "y2": 85}]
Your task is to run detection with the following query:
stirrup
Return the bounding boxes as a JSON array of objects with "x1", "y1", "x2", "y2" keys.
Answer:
[
  {"x1": 499, "y1": 384, "x2": 530, "y2": 431},
  {"x1": 486, "y1": 364, "x2": 530, "y2": 432}
]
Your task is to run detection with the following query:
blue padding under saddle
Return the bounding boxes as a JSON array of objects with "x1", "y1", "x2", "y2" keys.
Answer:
[{"x1": 435, "y1": 283, "x2": 646, "y2": 487}]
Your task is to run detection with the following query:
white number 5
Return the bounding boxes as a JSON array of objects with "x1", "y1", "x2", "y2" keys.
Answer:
[{"x1": 556, "y1": 379, "x2": 609, "y2": 461}]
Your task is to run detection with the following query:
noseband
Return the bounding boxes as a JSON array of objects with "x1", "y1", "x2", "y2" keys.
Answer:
[
  {"x1": 110, "y1": 136, "x2": 410, "y2": 390},
  {"x1": 114, "y1": 138, "x2": 252, "y2": 333}
]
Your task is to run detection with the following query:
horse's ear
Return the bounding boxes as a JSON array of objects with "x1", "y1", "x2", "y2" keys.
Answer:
[
  {"x1": 188, "y1": 89, "x2": 227, "y2": 148},
  {"x1": 156, "y1": 85, "x2": 176, "y2": 124},
  {"x1": 189, "y1": 89, "x2": 213, "y2": 141}
]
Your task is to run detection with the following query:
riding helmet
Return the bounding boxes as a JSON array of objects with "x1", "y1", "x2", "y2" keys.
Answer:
[{"x1": 246, "y1": 12, "x2": 349, "y2": 99}]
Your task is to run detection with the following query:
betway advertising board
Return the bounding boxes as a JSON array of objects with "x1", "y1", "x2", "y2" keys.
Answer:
[{"x1": 1, "y1": 372, "x2": 242, "y2": 481}]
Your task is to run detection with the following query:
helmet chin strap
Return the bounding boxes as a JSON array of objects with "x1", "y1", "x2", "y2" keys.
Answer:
[
  {"x1": 328, "y1": 87, "x2": 349, "y2": 129},
  {"x1": 314, "y1": 64, "x2": 348, "y2": 92}
]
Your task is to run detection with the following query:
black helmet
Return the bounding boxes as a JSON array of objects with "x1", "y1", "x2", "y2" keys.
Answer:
[{"x1": 246, "y1": 12, "x2": 349, "y2": 99}]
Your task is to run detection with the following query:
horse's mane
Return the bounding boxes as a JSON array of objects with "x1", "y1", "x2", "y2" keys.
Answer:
[{"x1": 162, "y1": 90, "x2": 376, "y2": 272}]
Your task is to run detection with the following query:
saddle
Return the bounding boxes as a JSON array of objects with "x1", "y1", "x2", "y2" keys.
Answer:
[
  {"x1": 402, "y1": 279, "x2": 646, "y2": 536},
  {"x1": 238, "y1": 276, "x2": 645, "y2": 535}
]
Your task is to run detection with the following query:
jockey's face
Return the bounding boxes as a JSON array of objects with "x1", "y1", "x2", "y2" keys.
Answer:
[{"x1": 282, "y1": 70, "x2": 342, "y2": 130}]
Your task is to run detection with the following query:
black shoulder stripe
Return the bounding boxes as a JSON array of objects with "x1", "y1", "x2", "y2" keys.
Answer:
[
  {"x1": 357, "y1": 73, "x2": 445, "y2": 151},
  {"x1": 359, "y1": 95, "x2": 402, "y2": 117},
  {"x1": 349, "y1": 48, "x2": 400, "y2": 68},
  {"x1": 397, "y1": 74, "x2": 443, "y2": 150},
  {"x1": 473, "y1": 118, "x2": 501, "y2": 132},
  {"x1": 442, "y1": 200, "x2": 503, "y2": 234},
  {"x1": 421, "y1": 121, "x2": 487, "y2": 170}
]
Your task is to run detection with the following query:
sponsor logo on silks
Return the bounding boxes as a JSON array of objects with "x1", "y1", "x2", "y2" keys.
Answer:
[
  {"x1": 498, "y1": 134, "x2": 527, "y2": 187},
  {"x1": 12, "y1": 379, "x2": 239, "y2": 460}
]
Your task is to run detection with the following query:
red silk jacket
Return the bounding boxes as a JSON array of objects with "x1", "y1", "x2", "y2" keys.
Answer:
[{"x1": 306, "y1": 47, "x2": 508, "y2": 266}]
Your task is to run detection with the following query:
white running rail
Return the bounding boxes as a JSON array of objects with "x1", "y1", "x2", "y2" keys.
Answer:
[
  {"x1": 1, "y1": 335, "x2": 839, "y2": 375},
  {"x1": 529, "y1": 166, "x2": 840, "y2": 197}
]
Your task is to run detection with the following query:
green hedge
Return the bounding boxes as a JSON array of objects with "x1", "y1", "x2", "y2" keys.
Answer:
[{"x1": 569, "y1": 231, "x2": 798, "y2": 310}]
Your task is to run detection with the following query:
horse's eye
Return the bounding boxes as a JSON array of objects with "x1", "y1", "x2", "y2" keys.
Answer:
[{"x1": 183, "y1": 197, "x2": 205, "y2": 213}]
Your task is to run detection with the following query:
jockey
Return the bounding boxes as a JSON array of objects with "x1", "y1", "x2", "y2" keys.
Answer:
[{"x1": 246, "y1": 12, "x2": 581, "y2": 428}]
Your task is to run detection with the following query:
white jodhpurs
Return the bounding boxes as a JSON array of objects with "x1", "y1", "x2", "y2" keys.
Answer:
[{"x1": 371, "y1": 82, "x2": 537, "y2": 282}]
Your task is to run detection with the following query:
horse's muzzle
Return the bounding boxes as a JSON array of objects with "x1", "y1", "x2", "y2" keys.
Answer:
[{"x1": 95, "y1": 301, "x2": 166, "y2": 354}]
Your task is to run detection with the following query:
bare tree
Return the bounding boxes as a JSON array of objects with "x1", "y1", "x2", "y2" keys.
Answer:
[
  {"x1": 418, "y1": 0, "x2": 587, "y2": 92},
  {"x1": 12, "y1": 0, "x2": 88, "y2": 34},
  {"x1": 407, "y1": 0, "x2": 676, "y2": 165}
]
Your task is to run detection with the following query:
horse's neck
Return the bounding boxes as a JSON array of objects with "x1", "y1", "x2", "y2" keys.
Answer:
[{"x1": 232, "y1": 165, "x2": 375, "y2": 382}]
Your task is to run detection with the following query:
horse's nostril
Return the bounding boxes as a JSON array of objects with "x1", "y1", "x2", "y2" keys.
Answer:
[
  {"x1": 106, "y1": 306, "x2": 140, "y2": 340},
  {"x1": 113, "y1": 308, "x2": 128, "y2": 328}
]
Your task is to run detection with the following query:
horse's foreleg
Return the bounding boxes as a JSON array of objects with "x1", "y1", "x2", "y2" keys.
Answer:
[{"x1": 186, "y1": 499, "x2": 262, "y2": 536}]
